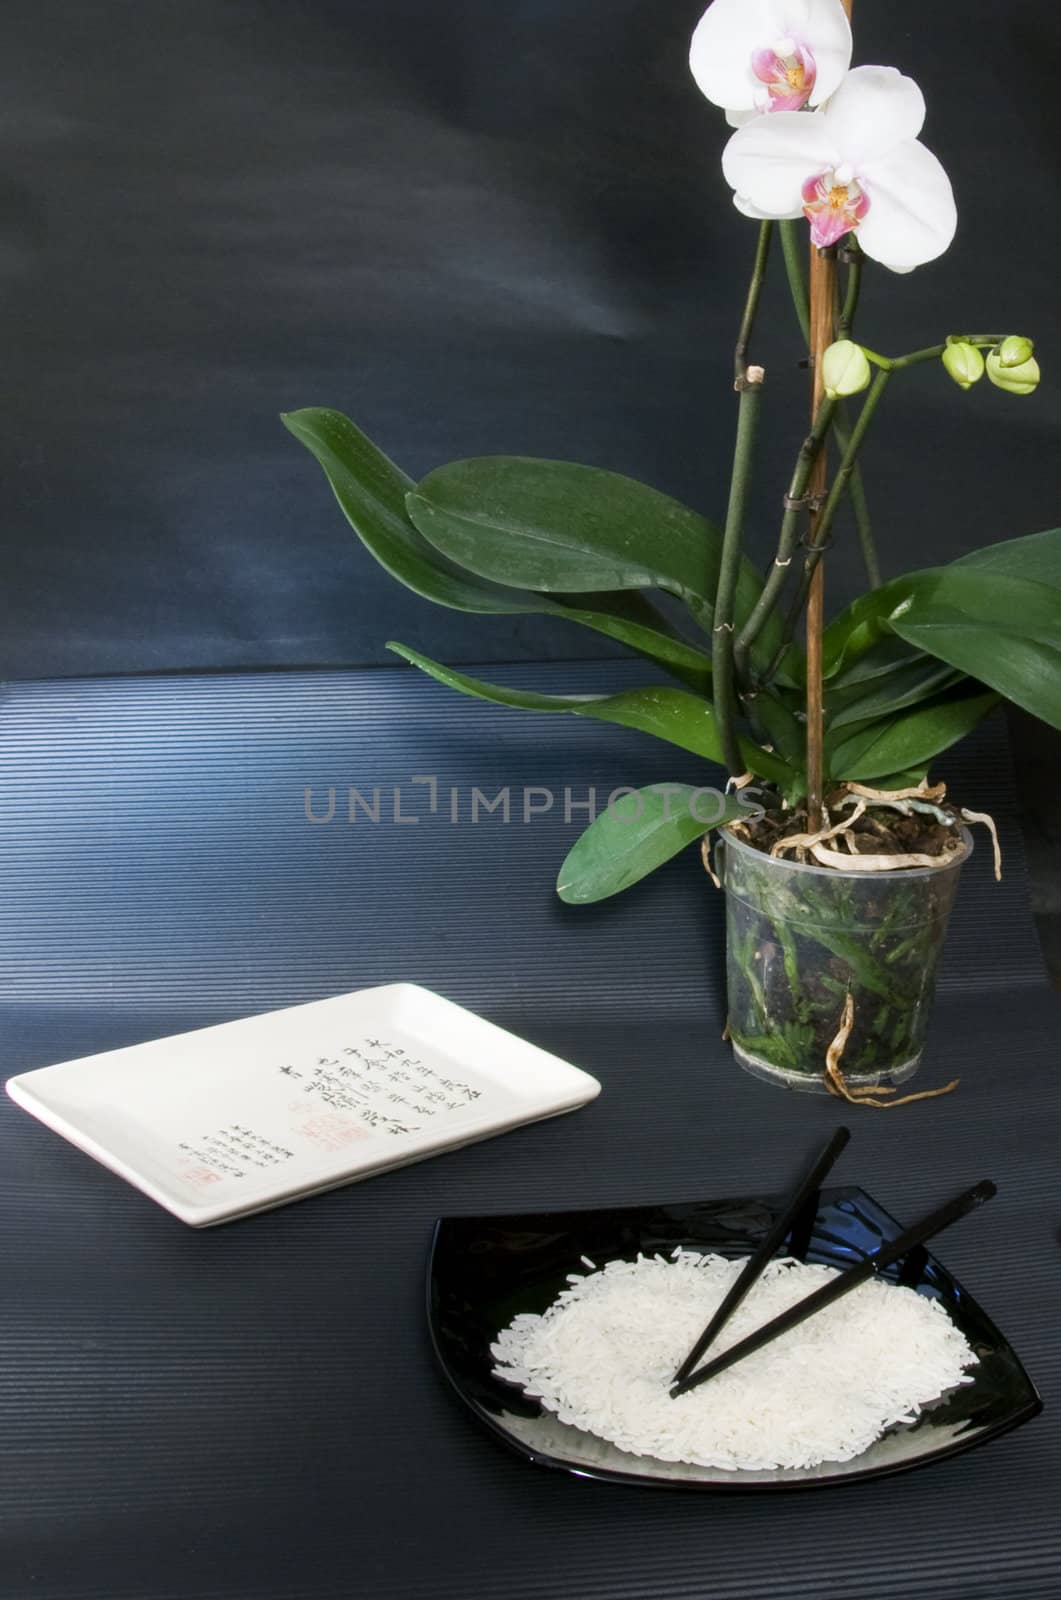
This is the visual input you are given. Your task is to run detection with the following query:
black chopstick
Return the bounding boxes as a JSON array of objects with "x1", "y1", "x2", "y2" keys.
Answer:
[
  {"x1": 670, "y1": 1178, "x2": 997, "y2": 1398},
  {"x1": 672, "y1": 1125, "x2": 850, "y2": 1390}
]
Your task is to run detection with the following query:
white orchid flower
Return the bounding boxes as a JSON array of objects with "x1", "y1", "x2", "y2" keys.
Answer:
[
  {"x1": 721, "y1": 66, "x2": 957, "y2": 273},
  {"x1": 690, "y1": 0, "x2": 852, "y2": 122}
]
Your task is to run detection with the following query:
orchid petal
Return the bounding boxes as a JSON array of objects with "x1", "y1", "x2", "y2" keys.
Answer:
[
  {"x1": 823, "y1": 67, "x2": 926, "y2": 164},
  {"x1": 690, "y1": 0, "x2": 851, "y2": 113},
  {"x1": 857, "y1": 140, "x2": 957, "y2": 272},
  {"x1": 788, "y1": 0, "x2": 852, "y2": 104},
  {"x1": 733, "y1": 190, "x2": 799, "y2": 220},
  {"x1": 690, "y1": 0, "x2": 787, "y2": 113},
  {"x1": 722, "y1": 111, "x2": 836, "y2": 218}
]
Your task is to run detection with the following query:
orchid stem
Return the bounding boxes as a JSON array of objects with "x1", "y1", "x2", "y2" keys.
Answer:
[
  {"x1": 779, "y1": 220, "x2": 811, "y2": 344},
  {"x1": 779, "y1": 222, "x2": 880, "y2": 593},
  {"x1": 825, "y1": 331, "x2": 1005, "y2": 588},
  {"x1": 766, "y1": 367, "x2": 892, "y2": 674},
  {"x1": 734, "y1": 219, "x2": 774, "y2": 382},
  {"x1": 834, "y1": 405, "x2": 882, "y2": 587},
  {"x1": 838, "y1": 241, "x2": 863, "y2": 340},
  {"x1": 814, "y1": 368, "x2": 892, "y2": 552},
  {"x1": 714, "y1": 220, "x2": 772, "y2": 776},
  {"x1": 735, "y1": 395, "x2": 836, "y2": 682},
  {"x1": 861, "y1": 337, "x2": 1005, "y2": 372},
  {"x1": 714, "y1": 382, "x2": 763, "y2": 773},
  {"x1": 860, "y1": 342, "x2": 945, "y2": 371},
  {"x1": 834, "y1": 239, "x2": 878, "y2": 586}
]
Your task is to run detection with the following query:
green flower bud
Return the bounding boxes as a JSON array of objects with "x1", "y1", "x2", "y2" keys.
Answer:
[
  {"x1": 996, "y1": 335, "x2": 1035, "y2": 369},
  {"x1": 821, "y1": 340, "x2": 871, "y2": 399},
  {"x1": 941, "y1": 341, "x2": 985, "y2": 390},
  {"x1": 986, "y1": 348, "x2": 1041, "y2": 396}
]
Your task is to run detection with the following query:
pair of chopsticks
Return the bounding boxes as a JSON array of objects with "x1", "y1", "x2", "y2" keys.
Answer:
[{"x1": 670, "y1": 1126, "x2": 996, "y2": 1399}]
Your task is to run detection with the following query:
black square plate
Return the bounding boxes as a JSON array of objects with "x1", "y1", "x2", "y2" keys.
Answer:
[{"x1": 427, "y1": 1185, "x2": 1042, "y2": 1490}]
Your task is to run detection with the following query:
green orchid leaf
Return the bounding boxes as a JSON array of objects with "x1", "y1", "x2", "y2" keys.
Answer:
[
  {"x1": 406, "y1": 455, "x2": 722, "y2": 616},
  {"x1": 387, "y1": 643, "x2": 793, "y2": 786},
  {"x1": 827, "y1": 687, "x2": 1000, "y2": 782},
  {"x1": 556, "y1": 785, "x2": 750, "y2": 904},
  {"x1": 825, "y1": 563, "x2": 1061, "y2": 761},
  {"x1": 954, "y1": 526, "x2": 1061, "y2": 588},
  {"x1": 551, "y1": 600, "x2": 714, "y2": 694},
  {"x1": 889, "y1": 580, "x2": 1061, "y2": 733},
  {"x1": 870, "y1": 767, "x2": 930, "y2": 791},
  {"x1": 822, "y1": 571, "x2": 940, "y2": 682},
  {"x1": 825, "y1": 657, "x2": 963, "y2": 731},
  {"x1": 888, "y1": 570, "x2": 1061, "y2": 648},
  {"x1": 769, "y1": 642, "x2": 806, "y2": 691},
  {"x1": 747, "y1": 688, "x2": 806, "y2": 771},
  {"x1": 281, "y1": 408, "x2": 526, "y2": 614},
  {"x1": 827, "y1": 635, "x2": 940, "y2": 691},
  {"x1": 823, "y1": 528, "x2": 1061, "y2": 682},
  {"x1": 281, "y1": 408, "x2": 713, "y2": 690},
  {"x1": 406, "y1": 454, "x2": 785, "y2": 671}
]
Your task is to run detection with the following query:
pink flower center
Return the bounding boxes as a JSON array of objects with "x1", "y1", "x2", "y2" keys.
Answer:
[
  {"x1": 750, "y1": 37, "x2": 817, "y2": 112},
  {"x1": 801, "y1": 168, "x2": 870, "y2": 249}
]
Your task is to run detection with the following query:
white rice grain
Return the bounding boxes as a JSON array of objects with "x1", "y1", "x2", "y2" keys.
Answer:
[{"x1": 490, "y1": 1252, "x2": 976, "y2": 1471}]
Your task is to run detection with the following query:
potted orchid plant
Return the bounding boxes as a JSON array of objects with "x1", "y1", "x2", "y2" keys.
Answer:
[{"x1": 283, "y1": 0, "x2": 1057, "y2": 1100}]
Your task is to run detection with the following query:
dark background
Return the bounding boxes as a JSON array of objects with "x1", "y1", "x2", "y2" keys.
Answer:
[
  {"x1": 0, "y1": 0, "x2": 1058, "y2": 679},
  {"x1": 0, "y1": 0, "x2": 1059, "y2": 970}
]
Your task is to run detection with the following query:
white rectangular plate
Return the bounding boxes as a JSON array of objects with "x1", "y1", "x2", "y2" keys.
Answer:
[{"x1": 5, "y1": 984, "x2": 601, "y2": 1226}]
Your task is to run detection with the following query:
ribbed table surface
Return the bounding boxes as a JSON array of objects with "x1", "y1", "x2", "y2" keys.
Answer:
[{"x1": 1, "y1": 664, "x2": 1057, "y2": 1600}]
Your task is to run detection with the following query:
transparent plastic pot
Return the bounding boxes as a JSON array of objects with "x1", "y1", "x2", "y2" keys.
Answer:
[{"x1": 718, "y1": 826, "x2": 972, "y2": 1094}]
